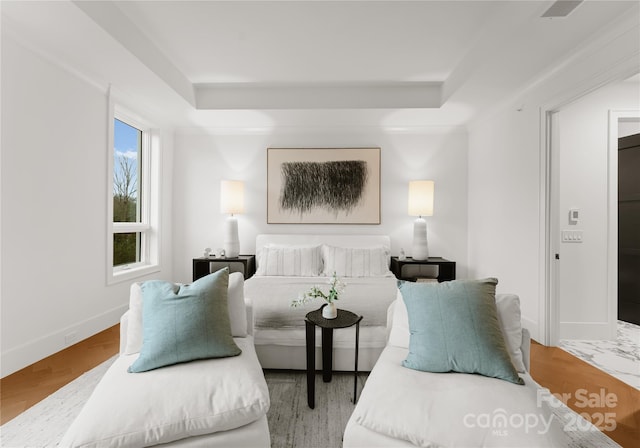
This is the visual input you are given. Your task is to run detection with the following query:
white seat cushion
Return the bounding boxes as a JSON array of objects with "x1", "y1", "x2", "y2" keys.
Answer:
[
  {"x1": 351, "y1": 345, "x2": 566, "y2": 447},
  {"x1": 61, "y1": 337, "x2": 269, "y2": 448}
]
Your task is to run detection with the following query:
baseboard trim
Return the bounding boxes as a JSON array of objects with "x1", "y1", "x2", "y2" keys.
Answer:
[
  {"x1": 1, "y1": 305, "x2": 126, "y2": 378},
  {"x1": 521, "y1": 316, "x2": 540, "y2": 343}
]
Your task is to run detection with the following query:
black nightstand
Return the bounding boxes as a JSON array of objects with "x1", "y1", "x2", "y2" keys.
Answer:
[
  {"x1": 192, "y1": 255, "x2": 256, "y2": 281},
  {"x1": 390, "y1": 256, "x2": 456, "y2": 282}
]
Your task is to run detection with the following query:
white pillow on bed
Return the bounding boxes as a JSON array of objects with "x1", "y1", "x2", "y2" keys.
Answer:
[
  {"x1": 321, "y1": 245, "x2": 391, "y2": 277},
  {"x1": 124, "y1": 272, "x2": 247, "y2": 355},
  {"x1": 388, "y1": 291, "x2": 526, "y2": 373},
  {"x1": 255, "y1": 244, "x2": 322, "y2": 276}
]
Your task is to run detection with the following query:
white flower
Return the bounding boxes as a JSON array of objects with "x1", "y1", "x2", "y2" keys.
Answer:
[{"x1": 291, "y1": 272, "x2": 345, "y2": 308}]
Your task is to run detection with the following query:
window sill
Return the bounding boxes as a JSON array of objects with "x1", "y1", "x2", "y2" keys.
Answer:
[{"x1": 108, "y1": 263, "x2": 160, "y2": 285}]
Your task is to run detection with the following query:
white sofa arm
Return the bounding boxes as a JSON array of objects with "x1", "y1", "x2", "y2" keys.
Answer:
[
  {"x1": 521, "y1": 327, "x2": 531, "y2": 372},
  {"x1": 119, "y1": 310, "x2": 130, "y2": 355},
  {"x1": 245, "y1": 296, "x2": 254, "y2": 336},
  {"x1": 386, "y1": 300, "x2": 397, "y2": 342}
]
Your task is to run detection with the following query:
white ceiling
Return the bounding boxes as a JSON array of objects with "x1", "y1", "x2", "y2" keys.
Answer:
[
  {"x1": 115, "y1": 1, "x2": 499, "y2": 84},
  {"x1": 2, "y1": 0, "x2": 638, "y2": 129}
]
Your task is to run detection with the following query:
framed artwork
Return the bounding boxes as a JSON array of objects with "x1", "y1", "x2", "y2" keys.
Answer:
[{"x1": 267, "y1": 147, "x2": 381, "y2": 224}]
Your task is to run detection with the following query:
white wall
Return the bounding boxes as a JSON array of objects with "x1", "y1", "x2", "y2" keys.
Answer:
[
  {"x1": 467, "y1": 103, "x2": 542, "y2": 336},
  {"x1": 557, "y1": 81, "x2": 640, "y2": 339},
  {"x1": 619, "y1": 118, "x2": 640, "y2": 138},
  {"x1": 468, "y1": 12, "x2": 639, "y2": 342},
  {"x1": 0, "y1": 35, "x2": 175, "y2": 377},
  {"x1": 172, "y1": 128, "x2": 468, "y2": 284}
]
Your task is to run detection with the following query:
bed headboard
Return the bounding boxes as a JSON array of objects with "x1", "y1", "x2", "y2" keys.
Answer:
[{"x1": 255, "y1": 234, "x2": 390, "y2": 251}]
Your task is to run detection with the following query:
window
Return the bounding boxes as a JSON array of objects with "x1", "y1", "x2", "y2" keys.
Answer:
[
  {"x1": 108, "y1": 105, "x2": 160, "y2": 283},
  {"x1": 113, "y1": 118, "x2": 143, "y2": 266}
]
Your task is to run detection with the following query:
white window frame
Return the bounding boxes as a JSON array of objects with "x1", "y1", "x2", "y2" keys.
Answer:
[{"x1": 107, "y1": 99, "x2": 161, "y2": 284}]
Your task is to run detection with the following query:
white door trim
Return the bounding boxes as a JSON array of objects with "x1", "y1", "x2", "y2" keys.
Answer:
[{"x1": 608, "y1": 110, "x2": 640, "y2": 332}]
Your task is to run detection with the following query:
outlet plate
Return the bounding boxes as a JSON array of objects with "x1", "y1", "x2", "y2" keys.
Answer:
[{"x1": 561, "y1": 230, "x2": 583, "y2": 243}]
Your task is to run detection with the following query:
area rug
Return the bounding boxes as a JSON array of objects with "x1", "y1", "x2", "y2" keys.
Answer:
[
  {"x1": 0, "y1": 357, "x2": 365, "y2": 448},
  {"x1": 1, "y1": 356, "x2": 117, "y2": 447},
  {"x1": 1, "y1": 358, "x2": 620, "y2": 448}
]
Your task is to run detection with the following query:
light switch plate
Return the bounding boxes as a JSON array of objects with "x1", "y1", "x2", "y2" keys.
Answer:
[{"x1": 562, "y1": 230, "x2": 583, "y2": 243}]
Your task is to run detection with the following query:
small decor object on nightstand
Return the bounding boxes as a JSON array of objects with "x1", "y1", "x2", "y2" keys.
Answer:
[
  {"x1": 291, "y1": 272, "x2": 345, "y2": 319},
  {"x1": 399, "y1": 248, "x2": 406, "y2": 261}
]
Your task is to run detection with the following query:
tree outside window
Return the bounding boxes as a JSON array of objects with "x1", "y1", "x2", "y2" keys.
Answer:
[{"x1": 113, "y1": 118, "x2": 142, "y2": 266}]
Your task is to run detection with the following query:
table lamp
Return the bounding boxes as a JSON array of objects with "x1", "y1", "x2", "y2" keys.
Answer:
[
  {"x1": 220, "y1": 180, "x2": 244, "y2": 258},
  {"x1": 408, "y1": 180, "x2": 434, "y2": 261}
]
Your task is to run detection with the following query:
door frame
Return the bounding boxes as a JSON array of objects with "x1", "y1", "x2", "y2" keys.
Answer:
[
  {"x1": 536, "y1": 8, "x2": 639, "y2": 345},
  {"x1": 541, "y1": 104, "x2": 640, "y2": 346},
  {"x1": 608, "y1": 110, "x2": 640, "y2": 328}
]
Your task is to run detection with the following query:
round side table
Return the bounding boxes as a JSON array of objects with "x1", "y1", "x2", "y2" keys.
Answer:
[{"x1": 304, "y1": 304, "x2": 363, "y2": 409}]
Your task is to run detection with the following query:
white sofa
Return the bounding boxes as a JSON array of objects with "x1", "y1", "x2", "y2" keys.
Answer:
[
  {"x1": 244, "y1": 234, "x2": 398, "y2": 371},
  {"x1": 343, "y1": 294, "x2": 572, "y2": 447},
  {"x1": 60, "y1": 272, "x2": 271, "y2": 448}
]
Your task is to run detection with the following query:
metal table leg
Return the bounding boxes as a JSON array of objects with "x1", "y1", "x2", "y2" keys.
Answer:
[
  {"x1": 305, "y1": 319, "x2": 315, "y2": 409},
  {"x1": 322, "y1": 327, "x2": 334, "y2": 383},
  {"x1": 353, "y1": 320, "x2": 360, "y2": 403}
]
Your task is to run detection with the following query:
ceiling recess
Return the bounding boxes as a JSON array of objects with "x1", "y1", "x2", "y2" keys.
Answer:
[{"x1": 541, "y1": 0, "x2": 584, "y2": 18}]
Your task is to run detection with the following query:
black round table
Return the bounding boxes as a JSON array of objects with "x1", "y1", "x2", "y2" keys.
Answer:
[{"x1": 304, "y1": 304, "x2": 363, "y2": 409}]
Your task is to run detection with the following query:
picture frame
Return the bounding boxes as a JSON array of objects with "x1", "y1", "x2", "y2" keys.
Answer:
[{"x1": 267, "y1": 147, "x2": 381, "y2": 224}]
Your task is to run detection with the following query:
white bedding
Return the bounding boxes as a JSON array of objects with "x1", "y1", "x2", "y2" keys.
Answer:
[
  {"x1": 348, "y1": 345, "x2": 567, "y2": 447},
  {"x1": 245, "y1": 275, "x2": 397, "y2": 329},
  {"x1": 254, "y1": 325, "x2": 388, "y2": 348},
  {"x1": 60, "y1": 337, "x2": 270, "y2": 448}
]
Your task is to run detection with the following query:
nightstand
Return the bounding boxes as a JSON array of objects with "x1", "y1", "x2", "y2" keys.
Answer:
[
  {"x1": 192, "y1": 255, "x2": 256, "y2": 281},
  {"x1": 390, "y1": 256, "x2": 456, "y2": 282}
]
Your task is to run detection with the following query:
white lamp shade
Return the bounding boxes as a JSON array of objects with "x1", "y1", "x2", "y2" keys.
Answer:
[
  {"x1": 408, "y1": 180, "x2": 434, "y2": 217},
  {"x1": 220, "y1": 180, "x2": 245, "y2": 215}
]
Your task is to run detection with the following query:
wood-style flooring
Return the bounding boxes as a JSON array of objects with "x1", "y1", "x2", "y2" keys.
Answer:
[
  {"x1": 530, "y1": 340, "x2": 639, "y2": 448},
  {"x1": 1, "y1": 329, "x2": 638, "y2": 447},
  {"x1": 0, "y1": 325, "x2": 119, "y2": 425}
]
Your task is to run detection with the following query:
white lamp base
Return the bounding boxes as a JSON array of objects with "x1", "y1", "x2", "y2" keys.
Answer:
[
  {"x1": 224, "y1": 215, "x2": 240, "y2": 258},
  {"x1": 412, "y1": 217, "x2": 429, "y2": 261}
]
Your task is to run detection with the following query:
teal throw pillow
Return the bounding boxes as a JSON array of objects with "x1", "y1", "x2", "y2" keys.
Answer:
[
  {"x1": 399, "y1": 278, "x2": 524, "y2": 385},
  {"x1": 128, "y1": 268, "x2": 241, "y2": 373}
]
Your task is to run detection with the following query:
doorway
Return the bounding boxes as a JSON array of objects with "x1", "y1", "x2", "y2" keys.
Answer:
[
  {"x1": 546, "y1": 99, "x2": 639, "y2": 344},
  {"x1": 618, "y1": 132, "x2": 640, "y2": 325}
]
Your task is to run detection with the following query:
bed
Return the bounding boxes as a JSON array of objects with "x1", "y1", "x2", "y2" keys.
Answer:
[
  {"x1": 60, "y1": 272, "x2": 271, "y2": 448},
  {"x1": 343, "y1": 281, "x2": 617, "y2": 447},
  {"x1": 244, "y1": 234, "x2": 398, "y2": 371}
]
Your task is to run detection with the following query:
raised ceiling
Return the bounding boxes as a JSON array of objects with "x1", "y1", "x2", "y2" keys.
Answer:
[{"x1": 2, "y1": 0, "x2": 638, "y2": 128}]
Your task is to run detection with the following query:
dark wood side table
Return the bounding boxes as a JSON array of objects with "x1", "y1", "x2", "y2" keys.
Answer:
[
  {"x1": 305, "y1": 305, "x2": 362, "y2": 409},
  {"x1": 192, "y1": 255, "x2": 256, "y2": 281},
  {"x1": 390, "y1": 256, "x2": 456, "y2": 282}
]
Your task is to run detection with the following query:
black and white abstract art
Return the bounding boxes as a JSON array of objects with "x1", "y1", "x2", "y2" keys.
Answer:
[{"x1": 267, "y1": 148, "x2": 380, "y2": 224}]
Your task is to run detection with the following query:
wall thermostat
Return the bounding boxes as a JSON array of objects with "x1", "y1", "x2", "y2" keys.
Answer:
[{"x1": 569, "y1": 208, "x2": 579, "y2": 225}]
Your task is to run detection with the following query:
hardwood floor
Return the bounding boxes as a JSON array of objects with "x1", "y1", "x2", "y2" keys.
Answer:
[
  {"x1": 1, "y1": 328, "x2": 638, "y2": 448},
  {"x1": 0, "y1": 325, "x2": 119, "y2": 425},
  {"x1": 530, "y1": 340, "x2": 639, "y2": 448}
]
